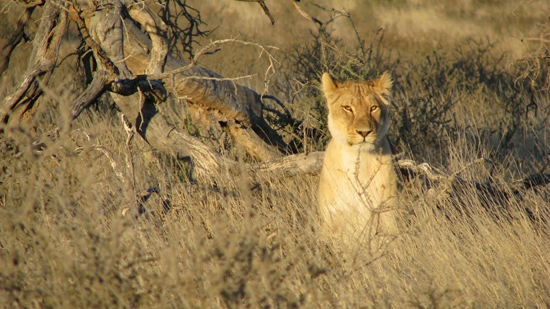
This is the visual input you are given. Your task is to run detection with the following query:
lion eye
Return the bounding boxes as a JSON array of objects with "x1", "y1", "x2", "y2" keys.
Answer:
[
  {"x1": 342, "y1": 106, "x2": 353, "y2": 112},
  {"x1": 370, "y1": 105, "x2": 379, "y2": 112}
]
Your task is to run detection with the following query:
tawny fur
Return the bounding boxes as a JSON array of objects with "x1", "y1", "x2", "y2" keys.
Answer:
[{"x1": 318, "y1": 72, "x2": 398, "y2": 242}]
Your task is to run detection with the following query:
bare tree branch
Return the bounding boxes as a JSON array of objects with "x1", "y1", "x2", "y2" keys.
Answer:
[
  {"x1": 70, "y1": 4, "x2": 118, "y2": 77},
  {"x1": 17, "y1": 0, "x2": 44, "y2": 9},
  {"x1": 127, "y1": 4, "x2": 168, "y2": 75},
  {"x1": 0, "y1": 2, "x2": 36, "y2": 75},
  {"x1": 289, "y1": 0, "x2": 323, "y2": 27},
  {"x1": 1, "y1": 1, "x2": 69, "y2": 125},
  {"x1": 251, "y1": 151, "x2": 324, "y2": 177},
  {"x1": 71, "y1": 70, "x2": 113, "y2": 120},
  {"x1": 236, "y1": 0, "x2": 275, "y2": 25}
]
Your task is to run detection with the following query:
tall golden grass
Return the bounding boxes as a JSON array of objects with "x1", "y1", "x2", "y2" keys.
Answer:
[
  {"x1": 1, "y1": 0, "x2": 550, "y2": 307},
  {"x1": 1, "y1": 110, "x2": 549, "y2": 307}
]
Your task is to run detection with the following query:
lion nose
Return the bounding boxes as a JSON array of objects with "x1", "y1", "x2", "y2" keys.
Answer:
[{"x1": 356, "y1": 129, "x2": 372, "y2": 137}]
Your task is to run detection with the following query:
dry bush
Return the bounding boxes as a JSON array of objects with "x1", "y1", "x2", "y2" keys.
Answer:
[
  {"x1": 269, "y1": 23, "x2": 550, "y2": 170},
  {"x1": 390, "y1": 40, "x2": 545, "y2": 164}
]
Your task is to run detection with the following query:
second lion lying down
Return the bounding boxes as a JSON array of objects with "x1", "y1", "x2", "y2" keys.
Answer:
[{"x1": 318, "y1": 72, "x2": 399, "y2": 243}]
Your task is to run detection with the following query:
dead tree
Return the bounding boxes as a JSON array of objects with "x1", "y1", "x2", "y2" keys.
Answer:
[{"x1": 0, "y1": 0, "x2": 314, "y2": 180}]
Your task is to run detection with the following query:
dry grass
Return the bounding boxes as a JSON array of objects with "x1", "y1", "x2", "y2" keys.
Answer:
[
  {"x1": 1, "y1": 110, "x2": 550, "y2": 307},
  {"x1": 1, "y1": 1, "x2": 550, "y2": 308}
]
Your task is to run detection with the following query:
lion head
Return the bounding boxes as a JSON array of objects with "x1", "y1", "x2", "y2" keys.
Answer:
[{"x1": 321, "y1": 72, "x2": 393, "y2": 151}]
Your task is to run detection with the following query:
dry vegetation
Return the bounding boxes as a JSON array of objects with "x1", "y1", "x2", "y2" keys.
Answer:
[{"x1": 1, "y1": 0, "x2": 550, "y2": 307}]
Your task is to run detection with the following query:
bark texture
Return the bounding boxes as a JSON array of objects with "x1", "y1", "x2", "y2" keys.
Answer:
[{"x1": 1, "y1": 1, "x2": 68, "y2": 124}]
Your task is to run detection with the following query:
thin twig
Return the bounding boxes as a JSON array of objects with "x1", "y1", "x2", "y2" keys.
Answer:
[
  {"x1": 147, "y1": 38, "x2": 279, "y2": 80},
  {"x1": 289, "y1": 0, "x2": 323, "y2": 27}
]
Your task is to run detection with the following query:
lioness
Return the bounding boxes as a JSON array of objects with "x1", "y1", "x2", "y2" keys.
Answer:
[{"x1": 318, "y1": 72, "x2": 398, "y2": 242}]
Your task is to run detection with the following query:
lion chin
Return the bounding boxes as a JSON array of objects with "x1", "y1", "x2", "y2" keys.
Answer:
[
  {"x1": 350, "y1": 141, "x2": 376, "y2": 152},
  {"x1": 347, "y1": 133, "x2": 383, "y2": 150}
]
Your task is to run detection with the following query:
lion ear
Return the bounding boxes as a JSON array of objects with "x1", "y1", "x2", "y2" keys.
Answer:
[
  {"x1": 373, "y1": 72, "x2": 393, "y2": 97},
  {"x1": 322, "y1": 73, "x2": 338, "y2": 95}
]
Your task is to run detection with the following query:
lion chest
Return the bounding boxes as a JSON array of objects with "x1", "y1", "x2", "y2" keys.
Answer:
[{"x1": 318, "y1": 140, "x2": 395, "y2": 216}]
